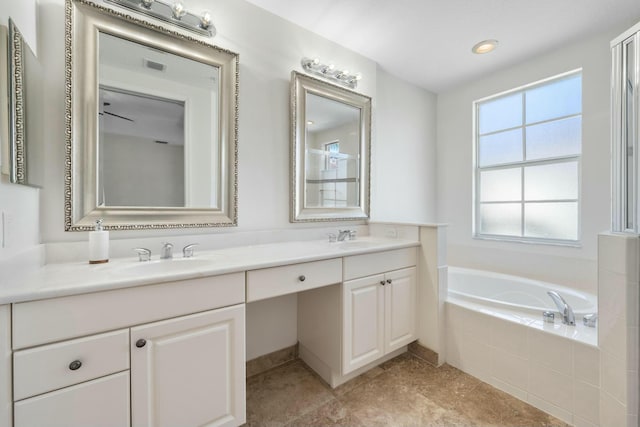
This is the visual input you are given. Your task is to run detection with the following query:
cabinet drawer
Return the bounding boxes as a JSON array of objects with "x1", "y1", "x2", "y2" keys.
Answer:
[
  {"x1": 14, "y1": 330, "x2": 129, "y2": 400},
  {"x1": 14, "y1": 371, "x2": 130, "y2": 427},
  {"x1": 343, "y1": 247, "x2": 417, "y2": 281},
  {"x1": 247, "y1": 258, "x2": 342, "y2": 302},
  {"x1": 13, "y1": 272, "x2": 245, "y2": 349}
]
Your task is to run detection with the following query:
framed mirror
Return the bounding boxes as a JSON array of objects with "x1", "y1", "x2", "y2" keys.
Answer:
[
  {"x1": 0, "y1": 19, "x2": 43, "y2": 186},
  {"x1": 65, "y1": 0, "x2": 238, "y2": 231},
  {"x1": 290, "y1": 71, "x2": 371, "y2": 222}
]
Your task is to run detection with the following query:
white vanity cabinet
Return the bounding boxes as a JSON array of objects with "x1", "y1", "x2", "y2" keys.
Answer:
[
  {"x1": 342, "y1": 266, "x2": 416, "y2": 374},
  {"x1": 298, "y1": 247, "x2": 417, "y2": 387},
  {"x1": 131, "y1": 305, "x2": 245, "y2": 427},
  {"x1": 10, "y1": 273, "x2": 246, "y2": 427},
  {"x1": 14, "y1": 372, "x2": 131, "y2": 427}
]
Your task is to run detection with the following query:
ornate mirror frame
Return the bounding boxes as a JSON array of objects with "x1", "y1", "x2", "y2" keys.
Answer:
[
  {"x1": 290, "y1": 71, "x2": 371, "y2": 222},
  {"x1": 65, "y1": 0, "x2": 238, "y2": 231}
]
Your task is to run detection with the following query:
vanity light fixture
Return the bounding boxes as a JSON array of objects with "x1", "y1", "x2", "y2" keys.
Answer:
[
  {"x1": 105, "y1": 0, "x2": 216, "y2": 37},
  {"x1": 472, "y1": 39, "x2": 498, "y2": 54},
  {"x1": 301, "y1": 57, "x2": 362, "y2": 89}
]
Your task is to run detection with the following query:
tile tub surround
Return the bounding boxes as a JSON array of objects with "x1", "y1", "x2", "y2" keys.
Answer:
[
  {"x1": 445, "y1": 302, "x2": 600, "y2": 426},
  {"x1": 598, "y1": 232, "x2": 639, "y2": 427},
  {"x1": 245, "y1": 353, "x2": 569, "y2": 426}
]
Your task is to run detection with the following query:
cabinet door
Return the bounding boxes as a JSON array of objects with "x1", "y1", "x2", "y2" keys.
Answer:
[
  {"x1": 14, "y1": 371, "x2": 130, "y2": 427},
  {"x1": 384, "y1": 267, "x2": 417, "y2": 353},
  {"x1": 131, "y1": 304, "x2": 245, "y2": 427},
  {"x1": 342, "y1": 274, "x2": 385, "y2": 374}
]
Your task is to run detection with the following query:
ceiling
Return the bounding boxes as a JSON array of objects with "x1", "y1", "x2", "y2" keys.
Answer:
[{"x1": 243, "y1": 0, "x2": 640, "y2": 93}]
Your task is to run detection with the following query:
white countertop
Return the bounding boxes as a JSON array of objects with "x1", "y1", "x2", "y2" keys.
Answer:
[{"x1": 1, "y1": 237, "x2": 419, "y2": 305}]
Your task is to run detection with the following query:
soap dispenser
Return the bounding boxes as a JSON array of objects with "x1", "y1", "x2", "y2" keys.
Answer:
[{"x1": 89, "y1": 219, "x2": 109, "y2": 264}]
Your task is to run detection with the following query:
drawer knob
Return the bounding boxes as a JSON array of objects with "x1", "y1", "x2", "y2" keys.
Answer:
[
  {"x1": 298, "y1": 275, "x2": 306, "y2": 282},
  {"x1": 136, "y1": 339, "x2": 147, "y2": 348},
  {"x1": 380, "y1": 280, "x2": 386, "y2": 286},
  {"x1": 386, "y1": 279, "x2": 392, "y2": 284},
  {"x1": 68, "y1": 360, "x2": 82, "y2": 371}
]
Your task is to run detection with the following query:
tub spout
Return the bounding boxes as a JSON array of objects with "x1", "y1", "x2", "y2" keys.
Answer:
[{"x1": 547, "y1": 291, "x2": 575, "y2": 326}]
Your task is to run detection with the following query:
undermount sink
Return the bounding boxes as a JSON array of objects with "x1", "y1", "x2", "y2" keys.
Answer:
[{"x1": 111, "y1": 258, "x2": 214, "y2": 276}]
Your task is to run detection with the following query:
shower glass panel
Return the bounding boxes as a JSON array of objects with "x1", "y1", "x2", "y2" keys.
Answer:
[
  {"x1": 625, "y1": 38, "x2": 636, "y2": 230},
  {"x1": 613, "y1": 32, "x2": 639, "y2": 233}
]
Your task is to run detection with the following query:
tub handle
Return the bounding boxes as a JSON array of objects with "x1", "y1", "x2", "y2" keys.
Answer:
[{"x1": 583, "y1": 313, "x2": 597, "y2": 328}]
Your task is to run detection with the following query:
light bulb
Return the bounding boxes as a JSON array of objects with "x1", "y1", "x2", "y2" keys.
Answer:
[
  {"x1": 200, "y1": 10, "x2": 212, "y2": 29},
  {"x1": 172, "y1": 1, "x2": 186, "y2": 19},
  {"x1": 472, "y1": 39, "x2": 498, "y2": 54}
]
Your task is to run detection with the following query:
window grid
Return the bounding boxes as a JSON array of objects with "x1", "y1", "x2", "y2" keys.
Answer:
[{"x1": 474, "y1": 72, "x2": 582, "y2": 244}]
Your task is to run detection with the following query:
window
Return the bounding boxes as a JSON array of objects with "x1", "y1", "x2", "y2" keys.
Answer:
[
  {"x1": 325, "y1": 141, "x2": 340, "y2": 170},
  {"x1": 474, "y1": 71, "x2": 582, "y2": 243}
]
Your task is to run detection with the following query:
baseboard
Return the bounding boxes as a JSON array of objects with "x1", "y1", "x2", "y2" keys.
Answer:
[
  {"x1": 246, "y1": 343, "x2": 299, "y2": 377},
  {"x1": 299, "y1": 343, "x2": 407, "y2": 388},
  {"x1": 408, "y1": 341, "x2": 439, "y2": 366}
]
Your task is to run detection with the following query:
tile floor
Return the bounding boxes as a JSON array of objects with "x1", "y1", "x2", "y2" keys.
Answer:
[{"x1": 246, "y1": 352, "x2": 569, "y2": 427}]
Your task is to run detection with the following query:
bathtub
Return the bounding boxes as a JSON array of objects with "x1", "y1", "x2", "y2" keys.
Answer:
[
  {"x1": 448, "y1": 266, "x2": 598, "y2": 316},
  {"x1": 445, "y1": 267, "x2": 599, "y2": 425},
  {"x1": 446, "y1": 266, "x2": 598, "y2": 347}
]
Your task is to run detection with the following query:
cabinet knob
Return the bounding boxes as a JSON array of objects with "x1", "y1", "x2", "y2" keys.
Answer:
[
  {"x1": 386, "y1": 279, "x2": 392, "y2": 284},
  {"x1": 380, "y1": 280, "x2": 386, "y2": 286},
  {"x1": 298, "y1": 275, "x2": 306, "y2": 282},
  {"x1": 136, "y1": 339, "x2": 147, "y2": 348},
  {"x1": 68, "y1": 360, "x2": 82, "y2": 371}
]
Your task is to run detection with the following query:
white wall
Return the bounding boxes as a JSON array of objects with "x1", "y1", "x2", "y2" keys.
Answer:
[
  {"x1": 373, "y1": 65, "x2": 438, "y2": 223},
  {"x1": 37, "y1": 0, "x2": 378, "y2": 244},
  {"x1": 102, "y1": 134, "x2": 184, "y2": 207},
  {"x1": 0, "y1": 0, "x2": 39, "y2": 262},
  {"x1": 437, "y1": 27, "x2": 624, "y2": 294}
]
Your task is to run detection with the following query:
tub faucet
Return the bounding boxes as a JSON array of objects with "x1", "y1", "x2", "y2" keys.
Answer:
[{"x1": 547, "y1": 291, "x2": 575, "y2": 326}]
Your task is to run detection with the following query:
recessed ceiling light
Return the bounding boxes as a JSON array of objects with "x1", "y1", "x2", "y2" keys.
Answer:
[{"x1": 472, "y1": 39, "x2": 498, "y2": 54}]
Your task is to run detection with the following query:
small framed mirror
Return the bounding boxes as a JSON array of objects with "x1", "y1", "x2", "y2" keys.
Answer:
[
  {"x1": 0, "y1": 19, "x2": 44, "y2": 187},
  {"x1": 290, "y1": 71, "x2": 371, "y2": 222},
  {"x1": 65, "y1": 0, "x2": 238, "y2": 231}
]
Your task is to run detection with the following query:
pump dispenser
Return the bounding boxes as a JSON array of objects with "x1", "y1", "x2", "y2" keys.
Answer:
[{"x1": 89, "y1": 219, "x2": 109, "y2": 264}]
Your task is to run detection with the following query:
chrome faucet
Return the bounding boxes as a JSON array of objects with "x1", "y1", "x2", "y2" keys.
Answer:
[
  {"x1": 337, "y1": 230, "x2": 355, "y2": 241},
  {"x1": 547, "y1": 291, "x2": 575, "y2": 326},
  {"x1": 182, "y1": 243, "x2": 199, "y2": 258},
  {"x1": 133, "y1": 248, "x2": 151, "y2": 262},
  {"x1": 160, "y1": 242, "x2": 173, "y2": 260},
  {"x1": 337, "y1": 230, "x2": 350, "y2": 241}
]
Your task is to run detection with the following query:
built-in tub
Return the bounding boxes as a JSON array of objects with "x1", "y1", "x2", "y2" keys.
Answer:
[
  {"x1": 448, "y1": 266, "x2": 597, "y2": 316},
  {"x1": 445, "y1": 267, "x2": 599, "y2": 425}
]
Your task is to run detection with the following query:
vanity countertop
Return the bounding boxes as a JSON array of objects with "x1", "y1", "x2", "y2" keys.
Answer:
[{"x1": 1, "y1": 237, "x2": 419, "y2": 305}]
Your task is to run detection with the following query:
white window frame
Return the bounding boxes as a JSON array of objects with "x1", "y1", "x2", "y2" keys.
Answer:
[{"x1": 472, "y1": 69, "x2": 582, "y2": 246}]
